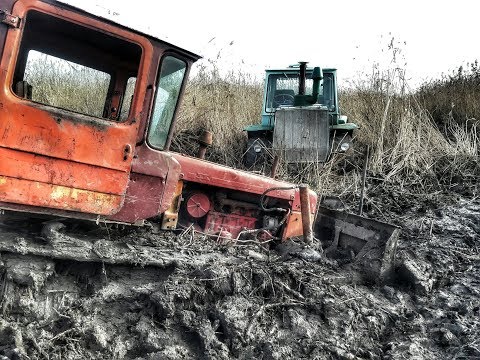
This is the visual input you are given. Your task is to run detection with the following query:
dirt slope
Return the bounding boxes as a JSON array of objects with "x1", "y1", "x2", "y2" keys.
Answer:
[{"x1": 0, "y1": 192, "x2": 479, "y2": 359}]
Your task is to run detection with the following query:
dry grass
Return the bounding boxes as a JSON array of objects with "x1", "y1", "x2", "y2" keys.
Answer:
[
  {"x1": 174, "y1": 59, "x2": 479, "y2": 200},
  {"x1": 416, "y1": 61, "x2": 480, "y2": 128},
  {"x1": 24, "y1": 52, "x2": 110, "y2": 118},
  {"x1": 172, "y1": 63, "x2": 262, "y2": 168},
  {"x1": 341, "y1": 66, "x2": 479, "y2": 183}
]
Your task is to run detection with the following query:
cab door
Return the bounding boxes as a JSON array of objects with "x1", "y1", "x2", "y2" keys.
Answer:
[{"x1": 0, "y1": 0, "x2": 153, "y2": 216}]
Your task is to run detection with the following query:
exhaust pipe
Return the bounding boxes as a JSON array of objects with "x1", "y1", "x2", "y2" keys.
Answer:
[
  {"x1": 299, "y1": 184, "x2": 314, "y2": 244},
  {"x1": 298, "y1": 61, "x2": 307, "y2": 96},
  {"x1": 294, "y1": 62, "x2": 323, "y2": 106}
]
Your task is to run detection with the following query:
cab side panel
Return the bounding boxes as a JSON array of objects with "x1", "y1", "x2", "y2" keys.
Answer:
[{"x1": 0, "y1": 0, "x2": 152, "y2": 216}]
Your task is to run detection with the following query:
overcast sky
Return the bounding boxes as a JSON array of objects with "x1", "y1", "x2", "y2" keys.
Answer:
[{"x1": 64, "y1": 0, "x2": 479, "y2": 87}]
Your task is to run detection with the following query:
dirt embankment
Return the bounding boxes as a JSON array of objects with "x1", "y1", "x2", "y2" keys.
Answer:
[{"x1": 0, "y1": 190, "x2": 479, "y2": 359}]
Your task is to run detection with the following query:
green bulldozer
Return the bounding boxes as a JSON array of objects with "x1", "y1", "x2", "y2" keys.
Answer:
[{"x1": 244, "y1": 62, "x2": 357, "y2": 167}]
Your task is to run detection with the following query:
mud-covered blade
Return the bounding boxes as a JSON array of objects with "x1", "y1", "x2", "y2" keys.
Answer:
[{"x1": 314, "y1": 206, "x2": 400, "y2": 282}]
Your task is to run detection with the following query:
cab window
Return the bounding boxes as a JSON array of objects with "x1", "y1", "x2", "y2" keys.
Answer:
[
  {"x1": 265, "y1": 72, "x2": 335, "y2": 111},
  {"x1": 12, "y1": 10, "x2": 142, "y2": 121},
  {"x1": 147, "y1": 56, "x2": 187, "y2": 150}
]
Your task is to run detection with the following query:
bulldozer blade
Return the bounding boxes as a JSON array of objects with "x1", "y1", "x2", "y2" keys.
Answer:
[{"x1": 314, "y1": 206, "x2": 400, "y2": 283}]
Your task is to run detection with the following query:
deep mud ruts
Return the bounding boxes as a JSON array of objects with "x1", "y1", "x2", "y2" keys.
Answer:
[{"x1": 0, "y1": 193, "x2": 479, "y2": 359}]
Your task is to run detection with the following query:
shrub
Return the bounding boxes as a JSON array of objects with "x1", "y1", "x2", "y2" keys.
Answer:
[{"x1": 416, "y1": 61, "x2": 480, "y2": 129}]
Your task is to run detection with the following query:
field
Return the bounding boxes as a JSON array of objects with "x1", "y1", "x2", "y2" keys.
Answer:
[{"x1": 0, "y1": 58, "x2": 479, "y2": 359}]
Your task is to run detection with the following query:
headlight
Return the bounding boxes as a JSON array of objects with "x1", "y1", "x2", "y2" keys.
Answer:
[
  {"x1": 253, "y1": 144, "x2": 262, "y2": 153},
  {"x1": 340, "y1": 142, "x2": 350, "y2": 152}
]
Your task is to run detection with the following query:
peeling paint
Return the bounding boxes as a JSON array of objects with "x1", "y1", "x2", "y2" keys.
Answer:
[
  {"x1": 0, "y1": 176, "x2": 121, "y2": 215},
  {"x1": 50, "y1": 186, "x2": 68, "y2": 200}
]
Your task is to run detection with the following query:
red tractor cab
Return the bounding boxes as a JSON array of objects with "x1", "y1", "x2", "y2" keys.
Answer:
[{"x1": 0, "y1": 0, "x2": 316, "y2": 240}]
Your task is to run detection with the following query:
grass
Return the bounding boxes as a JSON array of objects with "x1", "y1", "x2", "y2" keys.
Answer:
[
  {"x1": 416, "y1": 61, "x2": 480, "y2": 129},
  {"x1": 172, "y1": 62, "x2": 262, "y2": 168},
  {"x1": 24, "y1": 51, "x2": 110, "y2": 118},
  {"x1": 174, "y1": 58, "x2": 480, "y2": 202}
]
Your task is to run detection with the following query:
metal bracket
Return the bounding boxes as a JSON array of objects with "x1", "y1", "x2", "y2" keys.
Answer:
[{"x1": 0, "y1": 10, "x2": 20, "y2": 28}]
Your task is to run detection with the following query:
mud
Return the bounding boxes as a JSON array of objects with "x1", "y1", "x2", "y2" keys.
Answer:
[{"x1": 0, "y1": 191, "x2": 479, "y2": 359}]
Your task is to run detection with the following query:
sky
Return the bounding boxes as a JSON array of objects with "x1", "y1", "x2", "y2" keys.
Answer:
[{"x1": 63, "y1": 0, "x2": 480, "y2": 88}]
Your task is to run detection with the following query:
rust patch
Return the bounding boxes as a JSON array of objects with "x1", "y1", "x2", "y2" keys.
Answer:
[
  {"x1": 0, "y1": 175, "x2": 122, "y2": 215},
  {"x1": 283, "y1": 211, "x2": 304, "y2": 239},
  {"x1": 160, "y1": 180, "x2": 183, "y2": 230},
  {"x1": 0, "y1": 146, "x2": 129, "y2": 194}
]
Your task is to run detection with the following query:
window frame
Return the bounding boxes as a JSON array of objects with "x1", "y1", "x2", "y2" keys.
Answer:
[
  {"x1": 118, "y1": 76, "x2": 137, "y2": 122},
  {"x1": 3, "y1": 3, "x2": 152, "y2": 126}
]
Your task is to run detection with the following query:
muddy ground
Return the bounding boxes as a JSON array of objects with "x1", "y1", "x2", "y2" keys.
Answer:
[{"x1": 0, "y1": 183, "x2": 479, "y2": 359}]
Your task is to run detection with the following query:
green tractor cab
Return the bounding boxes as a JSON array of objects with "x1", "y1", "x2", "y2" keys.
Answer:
[{"x1": 244, "y1": 62, "x2": 357, "y2": 167}]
